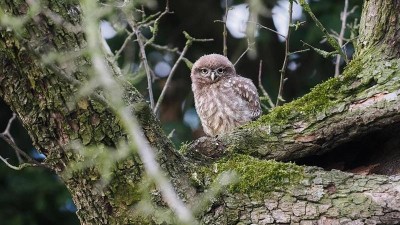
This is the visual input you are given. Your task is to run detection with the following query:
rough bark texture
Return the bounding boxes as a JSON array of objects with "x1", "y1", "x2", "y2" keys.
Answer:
[
  {"x1": 0, "y1": 1, "x2": 193, "y2": 224},
  {"x1": 201, "y1": 167, "x2": 400, "y2": 225},
  {"x1": 0, "y1": 0, "x2": 400, "y2": 225}
]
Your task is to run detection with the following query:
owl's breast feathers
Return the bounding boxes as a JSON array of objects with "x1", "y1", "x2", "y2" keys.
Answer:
[{"x1": 192, "y1": 75, "x2": 261, "y2": 136}]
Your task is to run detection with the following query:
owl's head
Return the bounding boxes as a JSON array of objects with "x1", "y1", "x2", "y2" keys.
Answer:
[{"x1": 191, "y1": 54, "x2": 236, "y2": 83}]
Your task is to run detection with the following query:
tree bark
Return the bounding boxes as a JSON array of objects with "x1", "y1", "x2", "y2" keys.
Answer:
[{"x1": 0, "y1": 0, "x2": 399, "y2": 225}]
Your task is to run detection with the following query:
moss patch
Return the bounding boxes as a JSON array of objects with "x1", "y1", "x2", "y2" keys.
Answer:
[
  {"x1": 252, "y1": 58, "x2": 363, "y2": 126},
  {"x1": 201, "y1": 154, "x2": 304, "y2": 197}
]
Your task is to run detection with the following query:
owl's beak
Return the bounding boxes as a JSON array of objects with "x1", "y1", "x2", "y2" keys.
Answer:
[{"x1": 210, "y1": 71, "x2": 216, "y2": 81}]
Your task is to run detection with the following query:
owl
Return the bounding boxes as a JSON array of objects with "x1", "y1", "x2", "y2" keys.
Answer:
[{"x1": 191, "y1": 54, "x2": 261, "y2": 136}]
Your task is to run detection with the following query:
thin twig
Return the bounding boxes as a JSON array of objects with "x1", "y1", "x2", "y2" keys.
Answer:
[
  {"x1": 276, "y1": 0, "x2": 293, "y2": 106},
  {"x1": 144, "y1": 5, "x2": 172, "y2": 47},
  {"x1": 1, "y1": 113, "x2": 21, "y2": 163},
  {"x1": 135, "y1": 28, "x2": 155, "y2": 109},
  {"x1": 233, "y1": 39, "x2": 255, "y2": 66},
  {"x1": 257, "y1": 60, "x2": 275, "y2": 108},
  {"x1": 299, "y1": 0, "x2": 347, "y2": 63},
  {"x1": 121, "y1": 4, "x2": 157, "y2": 109},
  {"x1": 0, "y1": 134, "x2": 41, "y2": 165},
  {"x1": 0, "y1": 155, "x2": 37, "y2": 170},
  {"x1": 0, "y1": 114, "x2": 48, "y2": 170},
  {"x1": 247, "y1": 21, "x2": 287, "y2": 40},
  {"x1": 154, "y1": 32, "x2": 213, "y2": 114},
  {"x1": 223, "y1": 0, "x2": 228, "y2": 56},
  {"x1": 288, "y1": 48, "x2": 310, "y2": 56},
  {"x1": 154, "y1": 44, "x2": 189, "y2": 114},
  {"x1": 148, "y1": 42, "x2": 181, "y2": 54},
  {"x1": 335, "y1": 0, "x2": 349, "y2": 77},
  {"x1": 114, "y1": 30, "x2": 136, "y2": 60},
  {"x1": 2, "y1": 113, "x2": 16, "y2": 143}
]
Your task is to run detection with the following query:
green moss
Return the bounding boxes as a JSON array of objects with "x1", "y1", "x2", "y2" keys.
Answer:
[
  {"x1": 200, "y1": 154, "x2": 304, "y2": 197},
  {"x1": 178, "y1": 141, "x2": 190, "y2": 155},
  {"x1": 342, "y1": 56, "x2": 364, "y2": 78},
  {"x1": 251, "y1": 58, "x2": 363, "y2": 127},
  {"x1": 112, "y1": 182, "x2": 142, "y2": 207}
]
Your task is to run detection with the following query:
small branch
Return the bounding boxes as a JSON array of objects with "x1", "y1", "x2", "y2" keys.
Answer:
[
  {"x1": 144, "y1": 2, "x2": 171, "y2": 47},
  {"x1": 301, "y1": 40, "x2": 338, "y2": 58},
  {"x1": 122, "y1": 1, "x2": 171, "y2": 110},
  {"x1": 223, "y1": 0, "x2": 228, "y2": 56},
  {"x1": 0, "y1": 134, "x2": 40, "y2": 164},
  {"x1": 0, "y1": 115, "x2": 48, "y2": 170},
  {"x1": 233, "y1": 39, "x2": 255, "y2": 66},
  {"x1": 2, "y1": 113, "x2": 16, "y2": 142},
  {"x1": 114, "y1": 30, "x2": 136, "y2": 60},
  {"x1": 247, "y1": 21, "x2": 287, "y2": 40},
  {"x1": 153, "y1": 32, "x2": 213, "y2": 114},
  {"x1": 0, "y1": 155, "x2": 36, "y2": 170},
  {"x1": 299, "y1": 0, "x2": 347, "y2": 63},
  {"x1": 1, "y1": 113, "x2": 22, "y2": 163},
  {"x1": 335, "y1": 0, "x2": 349, "y2": 77},
  {"x1": 153, "y1": 43, "x2": 189, "y2": 114},
  {"x1": 288, "y1": 48, "x2": 310, "y2": 56},
  {"x1": 257, "y1": 60, "x2": 274, "y2": 108},
  {"x1": 134, "y1": 28, "x2": 155, "y2": 109},
  {"x1": 148, "y1": 42, "x2": 181, "y2": 54},
  {"x1": 276, "y1": 0, "x2": 293, "y2": 106}
]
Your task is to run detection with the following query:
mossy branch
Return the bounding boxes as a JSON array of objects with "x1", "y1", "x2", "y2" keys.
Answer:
[{"x1": 299, "y1": 0, "x2": 348, "y2": 63}]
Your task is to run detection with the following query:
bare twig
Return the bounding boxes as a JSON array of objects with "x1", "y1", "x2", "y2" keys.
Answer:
[
  {"x1": 0, "y1": 113, "x2": 48, "y2": 170},
  {"x1": 153, "y1": 44, "x2": 189, "y2": 114},
  {"x1": 257, "y1": 60, "x2": 274, "y2": 108},
  {"x1": 276, "y1": 0, "x2": 294, "y2": 106},
  {"x1": 0, "y1": 155, "x2": 36, "y2": 170},
  {"x1": 223, "y1": 0, "x2": 228, "y2": 56},
  {"x1": 144, "y1": 2, "x2": 171, "y2": 46},
  {"x1": 154, "y1": 32, "x2": 213, "y2": 114},
  {"x1": 2, "y1": 113, "x2": 16, "y2": 143},
  {"x1": 148, "y1": 42, "x2": 181, "y2": 54},
  {"x1": 0, "y1": 133, "x2": 40, "y2": 164},
  {"x1": 122, "y1": 1, "x2": 171, "y2": 110},
  {"x1": 114, "y1": 30, "x2": 136, "y2": 60},
  {"x1": 247, "y1": 21, "x2": 287, "y2": 40},
  {"x1": 1, "y1": 113, "x2": 22, "y2": 163},
  {"x1": 233, "y1": 39, "x2": 255, "y2": 66},
  {"x1": 288, "y1": 48, "x2": 310, "y2": 56},
  {"x1": 335, "y1": 0, "x2": 349, "y2": 77},
  {"x1": 120, "y1": 1, "x2": 171, "y2": 110},
  {"x1": 134, "y1": 27, "x2": 155, "y2": 109}
]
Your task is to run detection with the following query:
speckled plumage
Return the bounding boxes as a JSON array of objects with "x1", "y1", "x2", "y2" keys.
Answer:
[{"x1": 191, "y1": 54, "x2": 261, "y2": 136}]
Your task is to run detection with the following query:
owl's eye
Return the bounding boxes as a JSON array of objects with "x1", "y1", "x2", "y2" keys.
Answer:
[
  {"x1": 216, "y1": 68, "x2": 225, "y2": 74},
  {"x1": 200, "y1": 68, "x2": 209, "y2": 75}
]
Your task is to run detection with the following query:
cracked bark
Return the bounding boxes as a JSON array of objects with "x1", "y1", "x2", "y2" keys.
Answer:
[{"x1": 0, "y1": 0, "x2": 400, "y2": 224}]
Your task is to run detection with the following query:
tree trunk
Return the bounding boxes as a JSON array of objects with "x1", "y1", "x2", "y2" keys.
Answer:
[{"x1": 0, "y1": 0, "x2": 399, "y2": 225}]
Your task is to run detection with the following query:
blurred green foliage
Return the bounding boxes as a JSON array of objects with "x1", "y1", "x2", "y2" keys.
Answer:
[{"x1": 0, "y1": 0, "x2": 362, "y2": 223}]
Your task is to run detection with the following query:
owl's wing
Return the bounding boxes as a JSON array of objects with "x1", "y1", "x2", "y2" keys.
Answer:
[{"x1": 227, "y1": 76, "x2": 262, "y2": 119}]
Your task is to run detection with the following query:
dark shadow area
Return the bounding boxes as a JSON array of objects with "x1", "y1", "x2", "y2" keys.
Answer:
[{"x1": 295, "y1": 123, "x2": 400, "y2": 175}]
